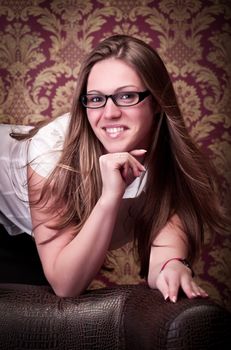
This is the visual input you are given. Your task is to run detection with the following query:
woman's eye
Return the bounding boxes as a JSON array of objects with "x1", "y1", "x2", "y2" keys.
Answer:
[
  {"x1": 90, "y1": 96, "x2": 103, "y2": 103},
  {"x1": 118, "y1": 92, "x2": 137, "y2": 102},
  {"x1": 121, "y1": 93, "x2": 132, "y2": 99}
]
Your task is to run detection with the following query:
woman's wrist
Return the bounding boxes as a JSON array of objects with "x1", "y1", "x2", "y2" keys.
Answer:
[
  {"x1": 160, "y1": 257, "x2": 194, "y2": 277},
  {"x1": 100, "y1": 188, "x2": 124, "y2": 204},
  {"x1": 98, "y1": 193, "x2": 122, "y2": 209}
]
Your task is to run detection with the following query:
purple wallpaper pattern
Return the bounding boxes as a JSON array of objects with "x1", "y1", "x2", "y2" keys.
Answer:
[{"x1": 0, "y1": 0, "x2": 230, "y2": 310}]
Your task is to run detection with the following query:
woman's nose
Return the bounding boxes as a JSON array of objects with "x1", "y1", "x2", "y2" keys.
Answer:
[{"x1": 102, "y1": 98, "x2": 122, "y2": 119}]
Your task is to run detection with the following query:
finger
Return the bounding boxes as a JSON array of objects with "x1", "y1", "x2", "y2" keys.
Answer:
[
  {"x1": 116, "y1": 154, "x2": 145, "y2": 177},
  {"x1": 167, "y1": 278, "x2": 181, "y2": 303},
  {"x1": 122, "y1": 165, "x2": 138, "y2": 186},
  {"x1": 181, "y1": 277, "x2": 209, "y2": 299},
  {"x1": 129, "y1": 149, "x2": 147, "y2": 157},
  {"x1": 189, "y1": 281, "x2": 209, "y2": 298},
  {"x1": 197, "y1": 286, "x2": 209, "y2": 298},
  {"x1": 111, "y1": 152, "x2": 146, "y2": 178},
  {"x1": 115, "y1": 156, "x2": 143, "y2": 178},
  {"x1": 121, "y1": 161, "x2": 129, "y2": 179},
  {"x1": 156, "y1": 275, "x2": 170, "y2": 301},
  {"x1": 181, "y1": 276, "x2": 197, "y2": 298},
  {"x1": 128, "y1": 158, "x2": 145, "y2": 177}
]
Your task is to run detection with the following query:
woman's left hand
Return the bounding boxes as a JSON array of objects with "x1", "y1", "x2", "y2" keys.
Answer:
[{"x1": 154, "y1": 259, "x2": 208, "y2": 302}]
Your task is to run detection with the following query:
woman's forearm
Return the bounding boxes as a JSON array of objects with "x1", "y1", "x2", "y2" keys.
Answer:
[
  {"x1": 32, "y1": 192, "x2": 121, "y2": 297},
  {"x1": 50, "y1": 196, "x2": 120, "y2": 296},
  {"x1": 147, "y1": 215, "x2": 188, "y2": 288}
]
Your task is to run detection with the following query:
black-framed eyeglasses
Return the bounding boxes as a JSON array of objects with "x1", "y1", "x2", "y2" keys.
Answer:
[{"x1": 81, "y1": 90, "x2": 150, "y2": 109}]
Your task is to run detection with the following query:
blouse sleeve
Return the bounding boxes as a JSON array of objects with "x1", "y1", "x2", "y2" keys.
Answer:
[{"x1": 27, "y1": 113, "x2": 70, "y2": 178}]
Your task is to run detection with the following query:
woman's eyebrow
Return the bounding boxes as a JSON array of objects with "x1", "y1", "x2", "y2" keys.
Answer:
[
  {"x1": 115, "y1": 85, "x2": 139, "y2": 92},
  {"x1": 87, "y1": 85, "x2": 139, "y2": 94}
]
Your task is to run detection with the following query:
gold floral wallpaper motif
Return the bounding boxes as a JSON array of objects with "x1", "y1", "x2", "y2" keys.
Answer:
[{"x1": 0, "y1": 0, "x2": 230, "y2": 310}]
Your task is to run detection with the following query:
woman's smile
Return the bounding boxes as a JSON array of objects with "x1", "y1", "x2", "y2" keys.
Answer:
[{"x1": 102, "y1": 125, "x2": 129, "y2": 139}]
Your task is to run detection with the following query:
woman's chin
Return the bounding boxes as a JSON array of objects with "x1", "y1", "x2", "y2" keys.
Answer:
[{"x1": 103, "y1": 146, "x2": 130, "y2": 154}]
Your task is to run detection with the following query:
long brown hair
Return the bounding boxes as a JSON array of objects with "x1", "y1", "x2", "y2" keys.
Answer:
[{"x1": 13, "y1": 35, "x2": 229, "y2": 278}]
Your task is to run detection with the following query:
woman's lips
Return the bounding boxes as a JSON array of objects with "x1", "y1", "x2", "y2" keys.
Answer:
[{"x1": 103, "y1": 126, "x2": 128, "y2": 138}]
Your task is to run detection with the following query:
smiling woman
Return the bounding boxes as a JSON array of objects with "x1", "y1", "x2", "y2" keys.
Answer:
[
  {"x1": 85, "y1": 58, "x2": 155, "y2": 153},
  {"x1": 0, "y1": 35, "x2": 229, "y2": 300}
]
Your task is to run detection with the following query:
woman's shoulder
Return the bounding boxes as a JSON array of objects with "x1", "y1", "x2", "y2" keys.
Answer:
[
  {"x1": 28, "y1": 113, "x2": 71, "y2": 177},
  {"x1": 30, "y1": 113, "x2": 70, "y2": 150},
  {"x1": 35, "y1": 112, "x2": 70, "y2": 139}
]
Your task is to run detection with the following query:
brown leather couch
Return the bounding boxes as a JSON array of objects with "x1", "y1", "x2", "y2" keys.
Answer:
[{"x1": 0, "y1": 225, "x2": 230, "y2": 350}]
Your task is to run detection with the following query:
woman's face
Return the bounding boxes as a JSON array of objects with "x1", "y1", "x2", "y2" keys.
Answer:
[{"x1": 86, "y1": 58, "x2": 154, "y2": 153}]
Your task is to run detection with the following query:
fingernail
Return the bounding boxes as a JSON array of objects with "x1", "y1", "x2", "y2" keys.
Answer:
[
  {"x1": 171, "y1": 296, "x2": 177, "y2": 303},
  {"x1": 164, "y1": 294, "x2": 169, "y2": 301}
]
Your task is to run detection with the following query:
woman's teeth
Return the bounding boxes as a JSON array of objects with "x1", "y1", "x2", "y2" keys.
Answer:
[{"x1": 106, "y1": 127, "x2": 124, "y2": 134}]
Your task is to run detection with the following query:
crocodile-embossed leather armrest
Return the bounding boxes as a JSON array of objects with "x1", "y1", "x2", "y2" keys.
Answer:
[{"x1": 0, "y1": 283, "x2": 230, "y2": 350}]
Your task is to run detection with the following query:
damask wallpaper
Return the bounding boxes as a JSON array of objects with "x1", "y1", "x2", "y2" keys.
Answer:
[{"x1": 0, "y1": 0, "x2": 230, "y2": 311}]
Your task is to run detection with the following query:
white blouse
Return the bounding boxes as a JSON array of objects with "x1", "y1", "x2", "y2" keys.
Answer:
[{"x1": 0, "y1": 113, "x2": 147, "y2": 236}]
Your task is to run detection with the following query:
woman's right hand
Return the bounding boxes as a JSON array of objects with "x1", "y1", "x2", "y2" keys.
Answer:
[{"x1": 99, "y1": 149, "x2": 146, "y2": 200}]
